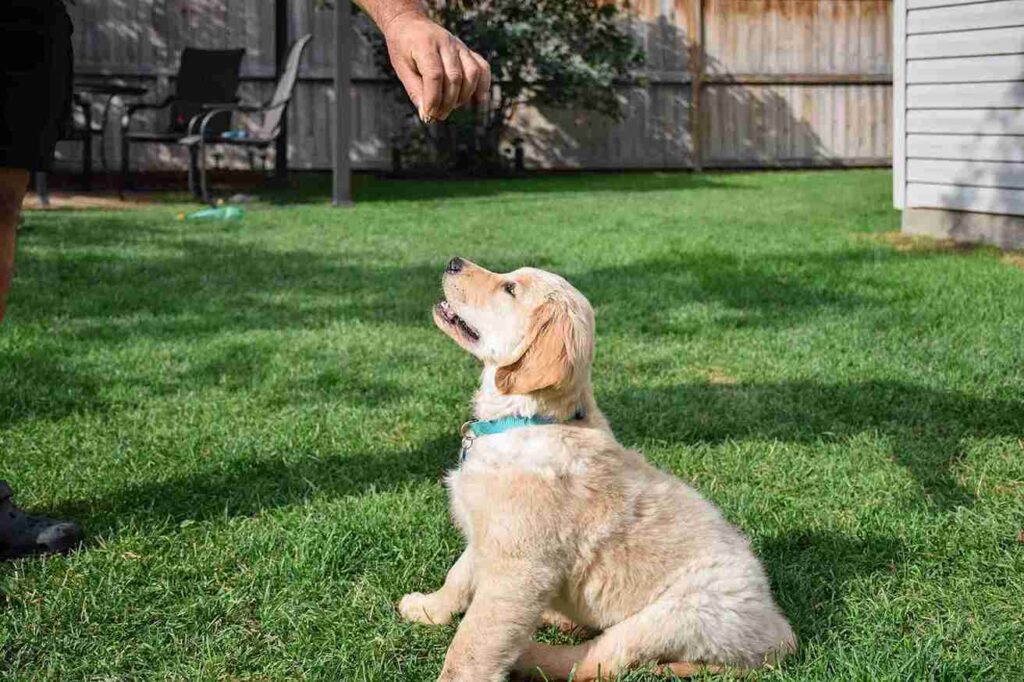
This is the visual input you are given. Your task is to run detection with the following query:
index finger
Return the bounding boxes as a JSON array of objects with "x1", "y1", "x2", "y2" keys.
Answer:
[
  {"x1": 414, "y1": 46, "x2": 445, "y2": 121},
  {"x1": 393, "y1": 58, "x2": 424, "y2": 113}
]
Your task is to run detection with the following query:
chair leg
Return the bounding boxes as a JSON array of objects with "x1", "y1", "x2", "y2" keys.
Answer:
[
  {"x1": 82, "y1": 135, "x2": 93, "y2": 191},
  {"x1": 187, "y1": 144, "x2": 199, "y2": 199},
  {"x1": 120, "y1": 137, "x2": 131, "y2": 192},
  {"x1": 198, "y1": 141, "x2": 211, "y2": 204}
]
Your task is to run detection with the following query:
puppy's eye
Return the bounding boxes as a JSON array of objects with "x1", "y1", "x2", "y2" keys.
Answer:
[{"x1": 503, "y1": 282, "x2": 517, "y2": 297}]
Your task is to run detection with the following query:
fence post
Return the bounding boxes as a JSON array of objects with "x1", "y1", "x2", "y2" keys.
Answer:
[
  {"x1": 274, "y1": 0, "x2": 289, "y2": 185},
  {"x1": 689, "y1": 0, "x2": 705, "y2": 171},
  {"x1": 333, "y1": 0, "x2": 353, "y2": 206}
]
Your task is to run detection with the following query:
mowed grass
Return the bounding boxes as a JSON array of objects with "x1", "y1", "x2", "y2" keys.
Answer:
[{"x1": 2, "y1": 170, "x2": 1022, "y2": 681}]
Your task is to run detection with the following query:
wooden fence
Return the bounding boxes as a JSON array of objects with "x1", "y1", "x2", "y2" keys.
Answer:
[{"x1": 62, "y1": 0, "x2": 893, "y2": 173}]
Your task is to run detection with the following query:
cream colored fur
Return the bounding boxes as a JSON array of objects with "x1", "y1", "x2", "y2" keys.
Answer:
[{"x1": 401, "y1": 259, "x2": 796, "y2": 681}]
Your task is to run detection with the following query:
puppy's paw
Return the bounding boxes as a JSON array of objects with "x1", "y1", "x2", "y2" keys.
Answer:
[{"x1": 398, "y1": 592, "x2": 453, "y2": 625}]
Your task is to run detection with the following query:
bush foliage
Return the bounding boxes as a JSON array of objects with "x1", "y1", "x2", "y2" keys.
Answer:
[{"x1": 358, "y1": 0, "x2": 645, "y2": 174}]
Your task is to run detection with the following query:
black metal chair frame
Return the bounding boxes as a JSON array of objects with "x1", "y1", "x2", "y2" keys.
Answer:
[
  {"x1": 119, "y1": 48, "x2": 245, "y2": 191},
  {"x1": 181, "y1": 35, "x2": 312, "y2": 203}
]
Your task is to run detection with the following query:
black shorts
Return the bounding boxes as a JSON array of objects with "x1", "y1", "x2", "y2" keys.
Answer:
[{"x1": 0, "y1": 0, "x2": 73, "y2": 172}]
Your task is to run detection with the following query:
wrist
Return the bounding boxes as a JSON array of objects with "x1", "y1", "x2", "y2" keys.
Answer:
[{"x1": 380, "y1": 7, "x2": 426, "y2": 36}]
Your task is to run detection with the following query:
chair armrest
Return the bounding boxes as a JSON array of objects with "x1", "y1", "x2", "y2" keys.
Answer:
[
  {"x1": 203, "y1": 102, "x2": 264, "y2": 115},
  {"x1": 186, "y1": 101, "x2": 263, "y2": 136},
  {"x1": 199, "y1": 101, "x2": 248, "y2": 111},
  {"x1": 193, "y1": 103, "x2": 268, "y2": 140},
  {"x1": 121, "y1": 95, "x2": 174, "y2": 130},
  {"x1": 197, "y1": 107, "x2": 241, "y2": 140}
]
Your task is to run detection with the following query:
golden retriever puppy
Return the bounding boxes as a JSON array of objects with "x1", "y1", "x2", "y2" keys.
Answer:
[{"x1": 399, "y1": 257, "x2": 795, "y2": 681}]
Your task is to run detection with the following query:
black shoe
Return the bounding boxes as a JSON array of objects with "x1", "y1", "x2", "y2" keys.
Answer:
[{"x1": 0, "y1": 481, "x2": 82, "y2": 559}]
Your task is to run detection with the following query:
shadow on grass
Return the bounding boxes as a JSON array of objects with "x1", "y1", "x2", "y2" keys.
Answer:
[
  {"x1": 52, "y1": 433, "x2": 460, "y2": 539},
  {"x1": 56, "y1": 474, "x2": 908, "y2": 661},
  {"x1": 0, "y1": 252, "x2": 856, "y2": 428},
  {"x1": 573, "y1": 250, "x2": 879, "y2": 335},
  {"x1": 605, "y1": 380, "x2": 1024, "y2": 510},
  {"x1": 10, "y1": 214, "x2": 898, "y2": 347},
  {"x1": 0, "y1": 330, "x2": 413, "y2": 426},
  {"x1": 7, "y1": 212, "x2": 1017, "y2": 510},
  {"x1": 44, "y1": 380, "x2": 1014, "y2": 540},
  {"x1": 758, "y1": 531, "x2": 907, "y2": 648},
  {"x1": 3, "y1": 215, "x2": 897, "y2": 426},
  {"x1": 10, "y1": 234, "x2": 441, "y2": 340},
  {"x1": 0, "y1": 346, "x2": 107, "y2": 424}
]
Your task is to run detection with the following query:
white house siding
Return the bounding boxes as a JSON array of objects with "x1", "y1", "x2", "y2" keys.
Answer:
[{"x1": 894, "y1": 0, "x2": 1024, "y2": 218}]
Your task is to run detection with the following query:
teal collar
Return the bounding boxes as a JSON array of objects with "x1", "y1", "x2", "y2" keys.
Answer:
[
  {"x1": 460, "y1": 409, "x2": 586, "y2": 462},
  {"x1": 469, "y1": 414, "x2": 557, "y2": 437}
]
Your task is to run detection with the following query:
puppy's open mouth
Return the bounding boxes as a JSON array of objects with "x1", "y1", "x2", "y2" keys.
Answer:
[{"x1": 435, "y1": 300, "x2": 480, "y2": 341}]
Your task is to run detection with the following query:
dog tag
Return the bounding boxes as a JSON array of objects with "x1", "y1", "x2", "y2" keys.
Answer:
[{"x1": 459, "y1": 420, "x2": 476, "y2": 463}]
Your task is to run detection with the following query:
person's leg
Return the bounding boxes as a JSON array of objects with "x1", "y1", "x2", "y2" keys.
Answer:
[
  {"x1": 0, "y1": 167, "x2": 29, "y2": 322},
  {"x1": 0, "y1": 168, "x2": 83, "y2": 560},
  {"x1": 0, "y1": 0, "x2": 82, "y2": 560}
]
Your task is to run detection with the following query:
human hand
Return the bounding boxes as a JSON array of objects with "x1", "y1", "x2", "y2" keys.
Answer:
[{"x1": 382, "y1": 11, "x2": 491, "y2": 122}]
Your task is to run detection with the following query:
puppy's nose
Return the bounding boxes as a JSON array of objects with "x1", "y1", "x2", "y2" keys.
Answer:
[{"x1": 446, "y1": 257, "x2": 464, "y2": 275}]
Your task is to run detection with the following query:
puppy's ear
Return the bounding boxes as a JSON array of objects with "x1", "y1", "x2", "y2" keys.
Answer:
[{"x1": 496, "y1": 301, "x2": 574, "y2": 395}]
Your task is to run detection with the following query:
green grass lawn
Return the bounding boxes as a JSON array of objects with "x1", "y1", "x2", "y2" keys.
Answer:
[{"x1": 2, "y1": 170, "x2": 1022, "y2": 680}]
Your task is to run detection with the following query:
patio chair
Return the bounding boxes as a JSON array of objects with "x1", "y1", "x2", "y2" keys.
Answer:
[
  {"x1": 120, "y1": 48, "x2": 245, "y2": 190},
  {"x1": 178, "y1": 34, "x2": 312, "y2": 203}
]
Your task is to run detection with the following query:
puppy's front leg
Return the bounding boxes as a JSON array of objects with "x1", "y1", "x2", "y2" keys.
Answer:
[
  {"x1": 437, "y1": 560, "x2": 555, "y2": 682},
  {"x1": 399, "y1": 549, "x2": 475, "y2": 626}
]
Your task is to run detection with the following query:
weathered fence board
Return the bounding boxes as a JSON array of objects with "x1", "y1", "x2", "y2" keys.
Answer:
[
  {"x1": 704, "y1": 0, "x2": 891, "y2": 75},
  {"x1": 702, "y1": 83, "x2": 891, "y2": 166},
  {"x1": 61, "y1": 0, "x2": 893, "y2": 173}
]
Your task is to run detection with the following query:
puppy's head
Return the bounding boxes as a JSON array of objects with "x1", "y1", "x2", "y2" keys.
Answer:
[{"x1": 433, "y1": 257, "x2": 594, "y2": 396}]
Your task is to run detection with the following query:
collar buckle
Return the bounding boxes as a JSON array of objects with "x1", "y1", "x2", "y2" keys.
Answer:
[{"x1": 459, "y1": 420, "x2": 477, "y2": 463}]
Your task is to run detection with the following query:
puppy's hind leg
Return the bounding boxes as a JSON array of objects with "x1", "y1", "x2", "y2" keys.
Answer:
[
  {"x1": 515, "y1": 639, "x2": 723, "y2": 681},
  {"x1": 514, "y1": 615, "x2": 667, "y2": 681},
  {"x1": 515, "y1": 597, "x2": 740, "y2": 681},
  {"x1": 514, "y1": 641, "x2": 593, "y2": 681},
  {"x1": 540, "y1": 609, "x2": 590, "y2": 635}
]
